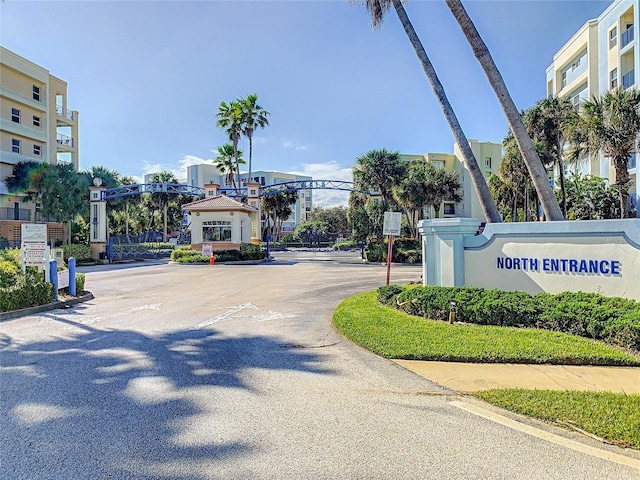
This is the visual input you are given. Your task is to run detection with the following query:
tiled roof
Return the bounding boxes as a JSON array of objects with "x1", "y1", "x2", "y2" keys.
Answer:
[{"x1": 182, "y1": 195, "x2": 258, "y2": 211}]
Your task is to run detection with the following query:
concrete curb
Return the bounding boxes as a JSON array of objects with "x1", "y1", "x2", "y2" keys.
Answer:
[{"x1": 0, "y1": 291, "x2": 95, "y2": 322}]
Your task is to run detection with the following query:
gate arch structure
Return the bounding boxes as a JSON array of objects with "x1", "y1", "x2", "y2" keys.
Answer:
[{"x1": 89, "y1": 180, "x2": 370, "y2": 262}]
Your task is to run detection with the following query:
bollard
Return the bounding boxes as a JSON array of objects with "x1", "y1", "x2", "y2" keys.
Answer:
[
  {"x1": 210, "y1": 255, "x2": 215, "y2": 265},
  {"x1": 449, "y1": 300, "x2": 457, "y2": 324},
  {"x1": 69, "y1": 257, "x2": 77, "y2": 296},
  {"x1": 49, "y1": 259, "x2": 59, "y2": 301}
]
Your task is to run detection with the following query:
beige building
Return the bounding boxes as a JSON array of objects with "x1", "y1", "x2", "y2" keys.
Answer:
[
  {"x1": 0, "y1": 46, "x2": 79, "y2": 246},
  {"x1": 401, "y1": 139, "x2": 502, "y2": 222},
  {"x1": 546, "y1": 0, "x2": 639, "y2": 216}
]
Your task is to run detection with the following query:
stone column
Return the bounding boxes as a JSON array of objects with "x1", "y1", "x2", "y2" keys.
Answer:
[
  {"x1": 89, "y1": 183, "x2": 107, "y2": 259},
  {"x1": 418, "y1": 218, "x2": 481, "y2": 287},
  {"x1": 247, "y1": 182, "x2": 261, "y2": 244}
]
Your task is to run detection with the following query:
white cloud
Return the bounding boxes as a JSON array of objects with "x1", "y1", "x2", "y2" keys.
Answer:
[
  {"x1": 252, "y1": 136, "x2": 267, "y2": 145},
  {"x1": 288, "y1": 161, "x2": 353, "y2": 207},
  {"x1": 141, "y1": 155, "x2": 216, "y2": 184},
  {"x1": 283, "y1": 140, "x2": 311, "y2": 151}
]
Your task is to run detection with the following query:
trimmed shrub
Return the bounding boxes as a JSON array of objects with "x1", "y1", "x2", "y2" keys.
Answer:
[
  {"x1": 382, "y1": 285, "x2": 640, "y2": 351},
  {"x1": 171, "y1": 248, "x2": 208, "y2": 263},
  {"x1": 240, "y1": 243, "x2": 264, "y2": 260},
  {"x1": 0, "y1": 260, "x2": 20, "y2": 288},
  {"x1": 0, "y1": 274, "x2": 55, "y2": 312},
  {"x1": 76, "y1": 272, "x2": 86, "y2": 293},
  {"x1": 62, "y1": 244, "x2": 92, "y2": 262}
]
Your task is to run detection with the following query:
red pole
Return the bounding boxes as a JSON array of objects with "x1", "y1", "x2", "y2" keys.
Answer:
[{"x1": 386, "y1": 235, "x2": 393, "y2": 285}]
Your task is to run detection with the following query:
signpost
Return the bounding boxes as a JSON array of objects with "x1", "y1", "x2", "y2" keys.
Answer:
[
  {"x1": 382, "y1": 212, "x2": 402, "y2": 286},
  {"x1": 20, "y1": 224, "x2": 48, "y2": 275}
]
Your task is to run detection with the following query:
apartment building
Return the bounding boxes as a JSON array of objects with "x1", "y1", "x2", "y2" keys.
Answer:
[
  {"x1": 1, "y1": 46, "x2": 79, "y2": 245},
  {"x1": 546, "y1": 0, "x2": 639, "y2": 216},
  {"x1": 186, "y1": 163, "x2": 312, "y2": 233},
  {"x1": 401, "y1": 139, "x2": 502, "y2": 222}
]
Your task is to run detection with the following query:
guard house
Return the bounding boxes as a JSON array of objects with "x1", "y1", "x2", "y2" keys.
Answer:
[{"x1": 182, "y1": 183, "x2": 258, "y2": 251}]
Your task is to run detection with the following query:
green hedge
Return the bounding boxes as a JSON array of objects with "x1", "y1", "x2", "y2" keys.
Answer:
[
  {"x1": 62, "y1": 244, "x2": 92, "y2": 262},
  {"x1": 378, "y1": 285, "x2": 640, "y2": 351},
  {"x1": 171, "y1": 244, "x2": 266, "y2": 263},
  {"x1": 365, "y1": 239, "x2": 422, "y2": 263},
  {"x1": 0, "y1": 274, "x2": 55, "y2": 312}
]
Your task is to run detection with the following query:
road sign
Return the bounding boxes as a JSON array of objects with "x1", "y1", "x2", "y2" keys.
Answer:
[
  {"x1": 383, "y1": 212, "x2": 402, "y2": 236},
  {"x1": 21, "y1": 224, "x2": 48, "y2": 269}
]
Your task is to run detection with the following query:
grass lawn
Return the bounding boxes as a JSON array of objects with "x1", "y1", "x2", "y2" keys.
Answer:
[
  {"x1": 475, "y1": 389, "x2": 640, "y2": 450},
  {"x1": 334, "y1": 290, "x2": 640, "y2": 450},
  {"x1": 333, "y1": 291, "x2": 640, "y2": 365}
]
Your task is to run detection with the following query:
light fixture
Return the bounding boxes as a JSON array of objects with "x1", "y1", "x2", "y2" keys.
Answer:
[{"x1": 93, "y1": 177, "x2": 103, "y2": 187}]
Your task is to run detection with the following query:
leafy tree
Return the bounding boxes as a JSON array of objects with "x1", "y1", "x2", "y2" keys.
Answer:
[
  {"x1": 216, "y1": 100, "x2": 244, "y2": 190},
  {"x1": 148, "y1": 171, "x2": 179, "y2": 239},
  {"x1": 358, "y1": 0, "x2": 501, "y2": 223},
  {"x1": 214, "y1": 144, "x2": 245, "y2": 188},
  {"x1": 261, "y1": 190, "x2": 298, "y2": 240},
  {"x1": 240, "y1": 93, "x2": 269, "y2": 185},
  {"x1": 563, "y1": 173, "x2": 620, "y2": 220},
  {"x1": 347, "y1": 191, "x2": 371, "y2": 242},
  {"x1": 352, "y1": 148, "x2": 405, "y2": 206},
  {"x1": 307, "y1": 206, "x2": 349, "y2": 234},
  {"x1": 525, "y1": 96, "x2": 578, "y2": 217},
  {"x1": 569, "y1": 87, "x2": 640, "y2": 218},
  {"x1": 445, "y1": 0, "x2": 563, "y2": 221},
  {"x1": 500, "y1": 132, "x2": 538, "y2": 221},
  {"x1": 421, "y1": 164, "x2": 463, "y2": 218}
]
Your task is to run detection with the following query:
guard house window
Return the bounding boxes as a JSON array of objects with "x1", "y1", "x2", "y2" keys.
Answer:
[
  {"x1": 32, "y1": 85, "x2": 41, "y2": 101},
  {"x1": 610, "y1": 26, "x2": 618, "y2": 48},
  {"x1": 33, "y1": 115, "x2": 41, "y2": 127},
  {"x1": 11, "y1": 108, "x2": 20, "y2": 123},
  {"x1": 33, "y1": 145, "x2": 41, "y2": 156},
  {"x1": 11, "y1": 139, "x2": 21, "y2": 153},
  {"x1": 611, "y1": 68, "x2": 618, "y2": 88},
  {"x1": 485, "y1": 157, "x2": 492, "y2": 168},
  {"x1": 202, "y1": 221, "x2": 232, "y2": 242}
]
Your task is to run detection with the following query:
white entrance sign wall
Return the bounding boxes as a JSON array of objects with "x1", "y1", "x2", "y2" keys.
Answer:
[
  {"x1": 418, "y1": 218, "x2": 640, "y2": 301},
  {"x1": 383, "y1": 212, "x2": 402, "y2": 236}
]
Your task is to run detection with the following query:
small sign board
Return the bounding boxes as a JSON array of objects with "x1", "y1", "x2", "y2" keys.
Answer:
[
  {"x1": 58, "y1": 269, "x2": 70, "y2": 289},
  {"x1": 21, "y1": 224, "x2": 48, "y2": 269},
  {"x1": 383, "y1": 212, "x2": 402, "y2": 236},
  {"x1": 21, "y1": 224, "x2": 47, "y2": 243},
  {"x1": 202, "y1": 244, "x2": 213, "y2": 258}
]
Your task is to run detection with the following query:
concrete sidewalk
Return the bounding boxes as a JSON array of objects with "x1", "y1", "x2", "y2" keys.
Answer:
[{"x1": 394, "y1": 360, "x2": 640, "y2": 393}]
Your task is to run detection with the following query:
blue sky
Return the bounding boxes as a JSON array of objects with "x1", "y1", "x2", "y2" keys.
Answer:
[{"x1": 1, "y1": 0, "x2": 610, "y2": 205}]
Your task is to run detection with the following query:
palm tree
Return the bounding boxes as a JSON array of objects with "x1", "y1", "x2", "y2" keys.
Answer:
[
  {"x1": 392, "y1": 159, "x2": 435, "y2": 237},
  {"x1": 240, "y1": 94, "x2": 269, "y2": 186},
  {"x1": 352, "y1": 148, "x2": 405, "y2": 206},
  {"x1": 358, "y1": 0, "x2": 501, "y2": 223},
  {"x1": 525, "y1": 96, "x2": 578, "y2": 218},
  {"x1": 214, "y1": 144, "x2": 245, "y2": 188},
  {"x1": 422, "y1": 164, "x2": 463, "y2": 218},
  {"x1": 149, "y1": 171, "x2": 179, "y2": 240},
  {"x1": 444, "y1": 0, "x2": 563, "y2": 221},
  {"x1": 569, "y1": 87, "x2": 640, "y2": 218},
  {"x1": 216, "y1": 100, "x2": 244, "y2": 190}
]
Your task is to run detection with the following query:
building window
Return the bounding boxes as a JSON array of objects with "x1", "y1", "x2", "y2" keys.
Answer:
[
  {"x1": 11, "y1": 108, "x2": 20, "y2": 123},
  {"x1": 570, "y1": 58, "x2": 581, "y2": 71},
  {"x1": 33, "y1": 85, "x2": 41, "y2": 101},
  {"x1": 33, "y1": 145, "x2": 41, "y2": 156},
  {"x1": 33, "y1": 115, "x2": 41, "y2": 127},
  {"x1": 443, "y1": 203, "x2": 456, "y2": 216},
  {"x1": 561, "y1": 71, "x2": 567, "y2": 88},
  {"x1": 611, "y1": 68, "x2": 618, "y2": 88},
  {"x1": 432, "y1": 161, "x2": 445, "y2": 170},
  {"x1": 202, "y1": 221, "x2": 232, "y2": 242},
  {"x1": 610, "y1": 26, "x2": 618, "y2": 48},
  {"x1": 12, "y1": 139, "x2": 21, "y2": 153},
  {"x1": 485, "y1": 157, "x2": 492, "y2": 168}
]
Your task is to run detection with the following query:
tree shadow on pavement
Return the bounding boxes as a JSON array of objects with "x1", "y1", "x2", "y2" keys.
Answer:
[{"x1": 0, "y1": 313, "x2": 333, "y2": 479}]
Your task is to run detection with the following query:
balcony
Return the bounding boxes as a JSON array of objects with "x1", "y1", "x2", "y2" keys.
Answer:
[
  {"x1": 56, "y1": 105, "x2": 75, "y2": 121},
  {"x1": 56, "y1": 133, "x2": 75, "y2": 148},
  {"x1": 622, "y1": 25, "x2": 634, "y2": 48},
  {"x1": 623, "y1": 70, "x2": 635, "y2": 89},
  {"x1": 35, "y1": 211, "x2": 58, "y2": 222},
  {"x1": 0, "y1": 207, "x2": 31, "y2": 221}
]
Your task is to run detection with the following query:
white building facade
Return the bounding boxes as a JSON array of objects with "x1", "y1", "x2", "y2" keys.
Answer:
[{"x1": 546, "y1": 0, "x2": 639, "y2": 216}]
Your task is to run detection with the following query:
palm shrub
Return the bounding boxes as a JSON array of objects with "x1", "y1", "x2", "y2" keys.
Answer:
[{"x1": 62, "y1": 244, "x2": 92, "y2": 262}]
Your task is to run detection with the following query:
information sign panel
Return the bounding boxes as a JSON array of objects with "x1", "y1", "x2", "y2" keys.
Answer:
[{"x1": 383, "y1": 212, "x2": 402, "y2": 236}]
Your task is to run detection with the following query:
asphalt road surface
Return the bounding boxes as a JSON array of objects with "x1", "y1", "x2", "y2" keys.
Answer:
[{"x1": 1, "y1": 260, "x2": 639, "y2": 479}]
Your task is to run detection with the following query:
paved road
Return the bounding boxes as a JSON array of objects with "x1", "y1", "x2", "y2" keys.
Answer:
[{"x1": 1, "y1": 261, "x2": 638, "y2": 479}]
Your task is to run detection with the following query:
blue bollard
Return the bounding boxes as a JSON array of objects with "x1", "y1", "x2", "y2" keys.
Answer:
[
  {"x1": 49, "y1": 260, "x2": 59, "y2": 301},
  {"x1": 69, "y1": 257, "x2": 76, "y2": 296}
]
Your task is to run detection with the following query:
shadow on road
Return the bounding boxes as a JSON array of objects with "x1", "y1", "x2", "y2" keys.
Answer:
[{"x1": 0, "y1": 312, "x2": 333, "y2": 478}]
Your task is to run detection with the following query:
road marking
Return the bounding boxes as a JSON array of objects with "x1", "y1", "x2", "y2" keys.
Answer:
[
  {"x1": 193, "y1": 303, "x2": 259, "y2": 328},
  {"x1": 450, "y1": 400, "x2": 640, "y2": 470}
]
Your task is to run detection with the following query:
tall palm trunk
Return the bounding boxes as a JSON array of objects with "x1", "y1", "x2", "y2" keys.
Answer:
[
  {"x1": 392, "y1": 0, "x2": 501, "y2": 223},
  {"x1": 248, "y1": 134, "x2": 253, "y2": 188},
  {"x1": 445, "y1": 0, "x2": 563, "y2": 221},
  {"x1": 613, "y1": 155, "x2": 631, "y2": 218}
]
